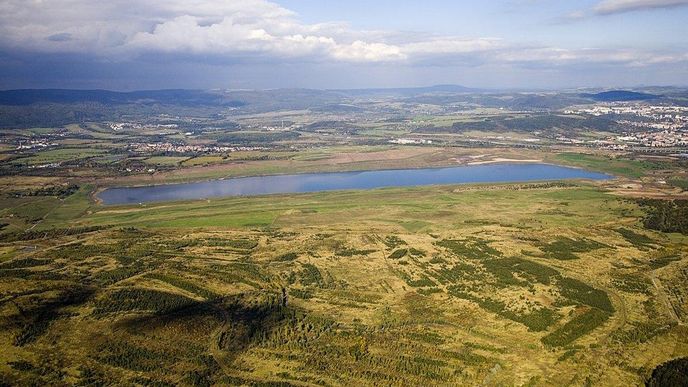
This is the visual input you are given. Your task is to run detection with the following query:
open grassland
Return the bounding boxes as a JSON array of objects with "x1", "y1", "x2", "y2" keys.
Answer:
[
  {"x1": 81, "y1": 183, "x2": 624, "y2": 230},
  {"x1": 552, "y1": 153, "x2": 676, "y2": 180},
  {"x1": 142, "y1": 156, "x2": 192, "y2": 166},
  {"x1": 11, "y1": 148, "x2": 110, "y2": 166},
  {"x1": 1, "y1": 180, "x2": 687, "y2": 385}
]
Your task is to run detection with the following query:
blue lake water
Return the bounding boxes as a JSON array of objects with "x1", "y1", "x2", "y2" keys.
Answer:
[{"x1": 98, "y1": 163, "x2": 612, "y2": 205}]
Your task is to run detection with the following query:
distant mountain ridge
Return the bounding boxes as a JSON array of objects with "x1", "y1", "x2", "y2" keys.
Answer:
[
  {"x1": 0, "y1": 85, "x2": 481, "y2": 106},
  {"x1": 0, "y1": 89, "x2": 245, "y2": 107},
  {"x1": 583, "y1": 90, "x2": 661, "y2": 102},
  {"x1": 0, "y1": 86, "x2": 667, "y2": 107},
  {"x1": 334, "y1": 84, "x2": 480, "y2": 96}
]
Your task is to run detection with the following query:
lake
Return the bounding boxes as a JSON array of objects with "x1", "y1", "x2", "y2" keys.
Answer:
[{"x1": 98, "y1": 163, "x2": 612, "y2": 205}]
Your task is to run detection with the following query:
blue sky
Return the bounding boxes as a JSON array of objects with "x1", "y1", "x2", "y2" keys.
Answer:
[
  {"x1": 0, "y1": 0, "x2": 686, "y2": 90},
  {"x1": 280, "y1": 1, "x2": 687, "y2": 48}
]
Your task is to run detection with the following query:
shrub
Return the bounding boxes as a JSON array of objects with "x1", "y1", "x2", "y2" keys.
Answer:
[
  {"x1": 637, "y1": 199, "x2": 688, "y2": 235},
  {"x1": 388, "y1": 249, "x2": 407, "y2": 259},
  {"x1": 541, "y1": 308, "x2": 609, "y2": 347},
  {"x1": 647, "y1": 357, "x2": 688, "y2": 387},
  {"x1": 436, "y1": 238, "x2": 502, "y2": 260},
  {"x1": 274, "y1": 252, "x2": 298, "y2": 262},
  {"x1": 94, "y1": 288, "x2": 196, "y2": 315},
  {"x1": 557, "y1": 277, "x2": 614, "y2": 313},
  {"x1": 540, "y1": 237, "x2": 608, "y2": 260}
]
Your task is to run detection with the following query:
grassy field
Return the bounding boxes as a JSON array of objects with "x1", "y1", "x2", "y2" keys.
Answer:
[
  {"x1": 143, "y1": 156, "x2": 191, "y2": 166},
  {"x1": 1, "y1": 179, "x2": 686, "y2": 385},
  {"x1": 552, "y1": 153, "x2": 673, "y2": 179},
  {"x1": 12, "y1": 148, "x2": 110, "y2": 166}
]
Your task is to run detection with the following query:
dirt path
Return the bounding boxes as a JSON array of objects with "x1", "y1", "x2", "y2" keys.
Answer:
[
  {"x1": 601, "y1": 286, "x2": 628, "y2": 344},
  {"x1": 651, "y1": 273, "x2": 683, "y2": 325},
  {"x1": 209, "y1": 301, "x2": 235, "y2": 377},
  {"x1": 25, "y1": 197, "x2": 63, "y2": 232}
]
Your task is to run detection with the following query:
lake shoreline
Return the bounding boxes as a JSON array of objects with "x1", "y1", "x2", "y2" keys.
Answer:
[
  {"x1": 96, "y1": 159, "x2": 591, "y2": 190},
  {"x1": 98, "y1": 163, "x2": 613, "y2": 205}
]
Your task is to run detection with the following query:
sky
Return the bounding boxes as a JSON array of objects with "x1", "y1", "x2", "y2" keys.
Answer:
[{"x1": 0, "y1": 0, "x2": 687, "y2": 90}]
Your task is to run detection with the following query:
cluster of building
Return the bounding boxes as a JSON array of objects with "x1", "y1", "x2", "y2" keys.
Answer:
[
  {"x1": 109, "y1": 122, "x2": 179, "y2": 131},
  {"x1": 558, "y1": 103, "x2": 688, "y2": 149},
  {"x1": 389, "y1": 138, "x2": 433, "y2": 145},
  {"x1": 16, "y1": 139, "x2": 59, "y2": 150},
  {"x1": 128, "y1": 142, "x2": 265, "y2": 154},
  {"x1": 28, "y1": 162, "x2": 61, "y2": 169},
  {"x1": 554, "y1": 130, "x2": 688, "y2": 150},
  {"x1": 262, "y1": 123, "x2": 302, "y2": 131},
  {"x1": 615, "y1": 130, "x2": 688, "y2": 148},
  {"x1": 565, "y1": 104, "x2": 688, "y2": 131},
  {"x1": 616, "y1": 119, "x2": 686, "y2": 131}
]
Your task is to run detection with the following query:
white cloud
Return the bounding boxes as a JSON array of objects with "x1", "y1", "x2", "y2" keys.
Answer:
[
  {"x1": 0, "y1": 0, "x2": 684, "y2": 68},
  {"x1": 593, "y1": 0, "x2": 688, "y2": 14},
  {"x1": 0, "y1": 0, "x2": 414, "y2": 62},
  {"x1": 497, "y1": 47, "x2": 688, "y2": 68},
  {"x1": 564, "y1": 0, "x2": 688, "y2": 19}
]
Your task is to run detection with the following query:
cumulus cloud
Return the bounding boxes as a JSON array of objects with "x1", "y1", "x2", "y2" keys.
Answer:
[
  {"x1": 0, "y1": 0, "x2": 684, "y2": 69},
  {"x1": 0, "y1": 0, "x2": 414, "y2": 62}
]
